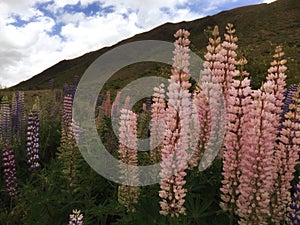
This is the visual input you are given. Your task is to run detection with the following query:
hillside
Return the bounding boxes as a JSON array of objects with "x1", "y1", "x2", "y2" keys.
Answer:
[{"x1": 10, "y1": 0, "x2": 300, "y2": 91}]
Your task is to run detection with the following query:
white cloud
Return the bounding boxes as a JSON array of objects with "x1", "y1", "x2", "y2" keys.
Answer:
[
  {"x1": 59, "y1": 12, "x2": 142, "y2": 57},
  {"x1": 262, "y1": 0, "x2": 277, "y2": 3},
  {"x1": 100, "y1": 0, "x2": 202, "y2": 29},
  {"x1": 0, "y1": 0, "x2": 264, "y2": 88},
  {"x1": 0, "y1": 14, "x2": 63, "y2": 87},
  {"x1": 0, "y1": 0, "x2": 42, "y2": 20},
  {"x1": 57, "y1": 12, "x2": 86, "y2": 24}
]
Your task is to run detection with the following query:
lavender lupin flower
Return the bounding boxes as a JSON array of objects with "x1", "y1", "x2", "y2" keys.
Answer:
[
  {"x1": 10, "y1": 91, "x2": 26, "y2": 142},
  {"x1": 68, "y1": 85, "x2": 77, "y2": 97},
  {"x1": 11, "y1": 93, "x2": 17, "y2": 136},
  {"x1": 63, "y1": 84, "x2": 77, "y2": 96},
  {"x1": 2, "y1": 142, "x2": 18, "y2": 197},
  {"x1": 62, "y1": 94, "x2": 74, "y2": 128},
  {"x1": 288, "y1": 183, "x2": 300, "y2": 225},
  {"x1": 60, "y1": 94, "x2": 74, "y2": 147},
  {"x1": 281, "y1": 84, "x2": 298, "y2": 121},
  {"x1": 59, "y1": 95, "x2": 72, "y2": 149},
  {"x1": 26, "y1": 97, "x2": 41, "y2": 170},
  {"x1": 59, "y1": 94, "x2": 83, "y2": 187},
  {"x1": 71, "y1": 119, "x2": 82, "y2": 145},
  {"x1": 68, "y1": 209, "x2": 84, "y2": 225},
  {"x1": 1, "y1": 96, "x2": 12, "y2": 142}
]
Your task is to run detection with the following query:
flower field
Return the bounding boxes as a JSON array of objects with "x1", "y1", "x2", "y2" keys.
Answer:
[{"x1": 0, "y1": 23, "x2": 299, "y2": 225}]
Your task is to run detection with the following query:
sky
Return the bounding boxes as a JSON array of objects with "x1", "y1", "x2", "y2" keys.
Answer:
[{"x1": 0, "y1": 0, "x2": 277, "y2": 88}]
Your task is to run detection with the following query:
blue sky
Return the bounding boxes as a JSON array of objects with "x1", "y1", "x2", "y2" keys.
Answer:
[{"x1": 0, "y1": 0, "x2": 276, "y2": 87}]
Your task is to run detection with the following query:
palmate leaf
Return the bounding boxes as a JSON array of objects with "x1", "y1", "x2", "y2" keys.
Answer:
[
  {"x1": 185, "y1": 194, "x2": 215, "y2": 219},
  {"x1": 134, "y1": 193, "x2": 162, "y2": 225}
]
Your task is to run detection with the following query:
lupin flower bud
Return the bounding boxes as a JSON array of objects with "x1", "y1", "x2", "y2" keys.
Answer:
[
  {"x1": 266, "y1": 45, "x2": 287, "y2": 124},
  {"x1": 219, "y1": 23, "x2": 238, "y2": 103}
]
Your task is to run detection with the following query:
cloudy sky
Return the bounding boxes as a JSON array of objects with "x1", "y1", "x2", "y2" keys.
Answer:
[{"x1": 0, "y1": 0, "x2": 276, "y2": 88}]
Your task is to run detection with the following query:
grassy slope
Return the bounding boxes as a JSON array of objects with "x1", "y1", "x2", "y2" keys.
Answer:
[{"x1": 9, "y1": 0, "x2": 300, "y2": 91}]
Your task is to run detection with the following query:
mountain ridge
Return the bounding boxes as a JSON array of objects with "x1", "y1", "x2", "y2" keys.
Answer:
[{"x1": 10, "y1": 0, "x2": 300, "y2": 90}]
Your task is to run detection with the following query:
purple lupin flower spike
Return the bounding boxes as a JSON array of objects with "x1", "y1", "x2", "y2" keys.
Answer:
[
  {"x1": 63, "y1": 83, "x2": 77, "y2": 97},
  {"x1": 60, "y1": 94, "x2": 74, "y2": 146},
  {"x1": 281, "y1": 84, "x2": 298, "y2": 122},
  {"x1": 26, "y1": 97, "x2": 41, "y2": 170},
  {"x1": 17, "y1": 91, "x2": 25, "y2": 139},
  {"x1": 11, "y1": 91, "x2": 25, "y2": 142},
  {"x1": 2, "y1": 142, "x2": 18, "y2": 198},
  {"x1": 62, "y1": 95, "x2": 73, "y2": 128},
  {"x1": 71, "y1": 119, "x2": 82, "y2": 146},
  {"x1": 68, "y1": 85, "x2": 77, "y2": 97},
  {"x1": 1, "y1": 96, "x2": 12, "y2": 142},
  {"x1": 288, "y1": 184, "x2": 300, "y2": 225},
  {"x1": 11, "y1": 93, "x2": 18, "y2": 137}
]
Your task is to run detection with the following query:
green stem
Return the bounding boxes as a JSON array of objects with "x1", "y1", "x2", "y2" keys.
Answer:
[
  {"x1": 229, "y1": 210, "x2": 233, "y2": 225},
  {"x1": 170, "y1": 216, "x2": 178, "y2": 225},
  {"x1": 9, "y1": 197, "x2": 13, "y2": 212},
  {"x1": 43, "y1": 124, "x2": 52, "y2": 158}
]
